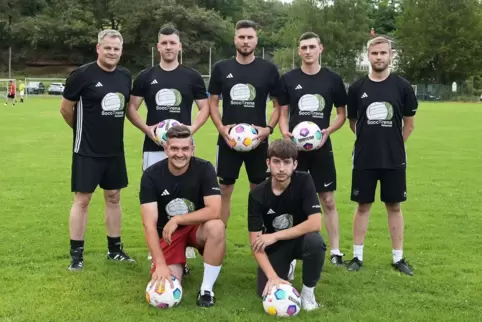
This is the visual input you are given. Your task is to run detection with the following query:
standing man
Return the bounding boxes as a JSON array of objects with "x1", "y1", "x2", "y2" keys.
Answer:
[
  {"x1": 18, "y1": 80, "x2": 25, "y2": 103},
  {"x1": 277, "y1": 32, "x2": 348, "y2": 275},
  {"x1": 4, "y1": 80, "x2": 16, "y2": 106},
  {"x1": 60, "y1": 29, "x2": 135, "y2": 271},
  {"x1": 248, "y1": 139, "x2": 325, "y2": 311},
  {"x1": 345, "y1": 36, "x2": 417, "y2": 275},
  {"x1": 208, "y1": 20, "x2": 281, "y2": 226},
  {"x1": 127, "y1": 25, "x2": 209, "y2": 265},
  {"x1": 141, "y1": 125, "x2": 225, "y2": 307}
]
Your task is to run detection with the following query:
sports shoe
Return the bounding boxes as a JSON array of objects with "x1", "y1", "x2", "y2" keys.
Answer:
[
  {"x1": 301, "y1": 291, "x2": 320, "y2": 311},
  {"x1": 197, "y1": 290, "x2": 215, "y2": 307},
  {"x1": 147, "y1": 252, "x2": 152, "y2": 261},
  {"x1": 392, "y1": 258, "x2": 413, "y2": 276},
  {"x1": 330, "y1": 253, "x2": 345, "y2": 266},
  {"x1": 185, "y1": 247, "x2": 196, "y2": 259},
  {"x1": 107, "y1": 244, "x2": 136, "y2": 262},
  {"x1": 183, "y1": 263, "x2": 190, "y2": 276},
  {"x1": 288, "y1": 259, "x2": 296, "y2": 281},
  {"x1": 345, "y1": 257, "x2": 363, "y2": 271},
  {"x1": 68, "y1": 247, "x2": 84, "y2": 271}
]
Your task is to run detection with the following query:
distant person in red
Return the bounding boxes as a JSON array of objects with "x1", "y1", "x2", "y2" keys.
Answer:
[{"x1": 4, "y1": 80, "x2": 16, "y2": 106}]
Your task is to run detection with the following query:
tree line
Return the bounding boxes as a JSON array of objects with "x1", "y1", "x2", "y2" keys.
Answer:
[{"x1": 1, "y1": 0, "x2": 482, "y2": 87}]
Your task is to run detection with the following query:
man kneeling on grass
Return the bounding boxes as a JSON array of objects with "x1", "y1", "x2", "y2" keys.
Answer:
[
  {"x1": 247, "y1": 139, "x2": 326, "y2": 311},
  {"x1": 140, "y1": 125, "x2": 225, "y2": 307}
]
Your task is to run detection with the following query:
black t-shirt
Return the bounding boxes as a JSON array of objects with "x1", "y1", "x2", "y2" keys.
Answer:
[
  {"x1": 276, "y1": 67, "x2": 347, "y2": 150},
  {"x1": 131, "y1": 65, "x2": 208, "y2": 152},
  {"x1": 139, "y1": 157, "x2": 221, "y2": 234},
  {"x1": 247, "y1": 171, "x2": 321, "y2": 253},
  {"x1": 347, "y1": 74, "x2": 418, "y2": 169},
  {"x1": 208, "y1": 57, "x2": 280, "y2": 144},
  {"x1": 63, "y1": 61, "x2": 131, "y2": 157}
]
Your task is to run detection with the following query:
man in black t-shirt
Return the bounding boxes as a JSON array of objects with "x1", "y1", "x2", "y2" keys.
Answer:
[
  {"x1": 248, "y1": 139, "x2": 326, "y2": 311},
  {"x1": 345, "y1": 36, "x2": 417, "y2": 276},
  {"x1": 140, "y1": 125, "x2": 225, "y2": 308},
  {"x1": 277, "y1": 32, "x2": 348, "y2": 273},
  {"x1": 208, "y1": 20, "x2": 281, "y2": 226},
  {"x1": 127, "y1": 26, "x2": 209, "y2": 265},
  {"x1": 59, "y1": 29, "x2": 135, "y2": 271}
]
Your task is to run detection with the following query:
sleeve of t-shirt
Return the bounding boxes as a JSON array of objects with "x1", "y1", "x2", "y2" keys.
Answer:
[
  {"x1": 192, "y1": 71, "x2": 208, "y2": 100},
  {"x1": 131, "y1": 70, "x2": 146, "y2": 97},
  {"x1": 333, "y1": 74, "x2": 348, "y2": 108},
  {"x1": 275, "y1": 75, "x2": 289, "y2": 106},
  {"x1": 139, "y1": 172, "x2": 158, "y2": 204},
  {"x1": 346, "y1": 83, "x2": 358, "y2": 120},
  {"x1": 208, "y1": 63, "x2": 222, "y2": 95},
  {"x1": 247, "y1": 191, "x2": 264, "y2": 232},
  {"x1": 201, "y1": 162, "x2": 221, "y2": 197},
  {"x1": 402, "y1": 82, "x2": 418, "y2": 117},
  {"x1": 63, "y1": 69, "x2": 85, "y2": 101},
  {"x1": 268, "y1": 65, "x2": 281, "y2": 99},
  {"x1": 302, "y1": 175, "x2": 322, "y2": 216}
]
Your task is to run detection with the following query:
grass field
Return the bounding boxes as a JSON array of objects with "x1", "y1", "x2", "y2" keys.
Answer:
[{"x1": 1, "y1": 98, "x2": 481, "y2": 322}]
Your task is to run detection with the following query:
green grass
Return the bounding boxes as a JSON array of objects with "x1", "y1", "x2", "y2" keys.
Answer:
[{"x1": 1, "y1": 98, "x2": 481, "y2": 321}]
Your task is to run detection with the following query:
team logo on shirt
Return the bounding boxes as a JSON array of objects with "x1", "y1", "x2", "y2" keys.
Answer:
[
  {"x1": 165, "y1": 198, "x2": 195, "y2": 219},
  {"x1": 272, "y1": 214, "x2": 293, "y2": 231},
  {"x1": 230, "y1": 83, "x2": 256, "y2": 108},
  {"x1": 366, "y1": 101, "x2": 394, "y2": 127},
  {"x1": 155, "y1": 88, "x2": 182, "y2": 113},
  {"x1": 101, "y1": 92, "x2": 125, "y2": 117},
  {"x1": 298, "y1": 94, "x2": 325, "y2": 118}
]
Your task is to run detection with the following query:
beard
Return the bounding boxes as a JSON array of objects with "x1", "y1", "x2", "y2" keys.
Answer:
[
  {"x1": 371, "y1": 62, "x2": 389, "y2": 72},
  {"x1": 236, "y1": 47, "x2": 255, "y2": 57}
]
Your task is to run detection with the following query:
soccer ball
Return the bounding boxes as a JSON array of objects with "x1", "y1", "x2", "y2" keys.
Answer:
[
  {"x1": 262, "y1": 284, "x2": 302, "y2": 317},
  {"x1": 291, "y1": 121, "x2": 323, "y2": 151},
  {"x1": 155, "y1": 119, "x2": 182, "y2": 146},
  {"x1": 228, "y1": 123, "x2": 259, "y2": 152},
  {"x1": 145, "y1": 275, "x2": 183, "y2": 309}
]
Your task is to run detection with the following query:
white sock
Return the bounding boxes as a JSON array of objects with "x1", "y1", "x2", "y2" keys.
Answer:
[
  {"x1": 354, "y1": 244, "x2": 364, "y2": 261},
  {"x1": 330, "y1": 249, "x2": 342, "y2": 256},
  {"x1": 392, "y1": 249, "x2": 403, "y2": 263},
  {"x1": 200, "y1": 263, "x2": 222, "y2": 293},
  {"x1": 301, "y1": 285, "x2": 314, "y2": 297}
]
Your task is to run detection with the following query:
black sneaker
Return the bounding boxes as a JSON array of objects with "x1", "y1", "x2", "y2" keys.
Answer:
[
  {"x1": 68, "y1": 247, "x2": 84, "y2": 271},
  {"x1": 107, "y1": 244, "x2": 136, "y2": 262},
  {"x1": 197, "y1": 290, "x2": 215, "y2": 307},
  {"x1": 330, "y1": 253, "x2": 345, "y2": 266},
  {"x1": 392, "y1": 258, "x2": 413, "y2": 276},
  {"x1": 345, "y1": 257, "x2": 363, "y2": 271}
]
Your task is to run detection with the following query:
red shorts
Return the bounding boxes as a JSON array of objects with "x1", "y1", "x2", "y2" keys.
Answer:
[{"x1": 151, "y1": 225, "x2": 203, "y2": 271}]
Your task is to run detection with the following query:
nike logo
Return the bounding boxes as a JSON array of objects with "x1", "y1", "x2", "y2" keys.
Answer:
[{"x1": 324, "y1": 182, "x2": 333, "y2": 187}]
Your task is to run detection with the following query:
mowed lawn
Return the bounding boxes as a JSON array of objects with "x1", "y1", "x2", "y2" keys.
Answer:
[{"x1": 0, "y1": 98, "x2": 481, "y2": 322}]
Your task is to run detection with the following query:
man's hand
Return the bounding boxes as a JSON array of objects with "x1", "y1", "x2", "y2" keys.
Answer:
[
  {"x1": 253, "y1": 125, "x2": 271, "y2": 143},
  {"x1": 252, "y1": 233, "x2": 278, "y2": 253},
  {"x1": 145, "y1": 123, "x2": 161, "y2": 146},
  {"x1": 162, "y1": 217, "x2": 179, "y2": 245},
  {"x1": 282, "y1": 131, "x2": 293, "y2": 140},
  {"x1": 263, "y1": 276, "x2": 291, "y2": 296},
  {"x1": 149, "y1": 264, "x2": 174, "y2": 291},
  {"x1": 218, "y1": 124, "x2": 235, "y2": 148},
  {"x1": 316, "y1": 128, "x2": 330, "y2": 150}
]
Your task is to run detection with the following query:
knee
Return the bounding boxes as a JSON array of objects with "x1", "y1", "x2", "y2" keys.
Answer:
[
  {"x1": 74, "y1": 193, "x2": 92, "y2": 210},
  {"x1": 319, "y1": 193, "x2": 335, "y2": 212},
  {"x1": 219, "y1": 183, "x2": 234, "y2": 198},
  {"x1": 357, "y1": 203, "x2": 371, "y2": 215},
  {"x1": 204, "y1": 219, "x2": 226, "y2": 242},
  {"x1": 385, "y1": 202, "x2": 401, "y2": 213},
  {"x1": 303, "y1": 232, "x2": 327, "y2": 255},
  {"x1": 104, "y1": 190, "x2": 120, "y2": 205}
]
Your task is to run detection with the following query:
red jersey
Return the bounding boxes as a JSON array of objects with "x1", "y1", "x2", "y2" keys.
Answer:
[{"x1": 9, "y1": 83, "x2": 15, "y2": 95}]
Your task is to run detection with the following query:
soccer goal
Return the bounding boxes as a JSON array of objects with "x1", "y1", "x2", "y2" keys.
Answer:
[{"x1": 24, "y1": 77, "x2": 66, "y2": 99}]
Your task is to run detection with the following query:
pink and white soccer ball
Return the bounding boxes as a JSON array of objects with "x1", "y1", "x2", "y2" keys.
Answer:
[
  {"x1": 155, "y1": 119, "x2": 182, "y2": 146},
  {"x1": 228, "y1": 123, "x2": 259, "y2": 152},
  {"x1": 291, "y1": 121, "x2": 323, "y2": 151},
  {"x1": 145, "y1": 275, "x2": 183, "y2": 309},
  {"x1": 262, "y1": 284, "x2": 302, "y2": 317}
]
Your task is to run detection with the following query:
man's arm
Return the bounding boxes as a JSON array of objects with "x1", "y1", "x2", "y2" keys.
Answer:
[
  {"x1": 250, "y1": 231, "x2": 279, "y2": 279},
  {"x1": 268, "y1": 98, "x2": 280, "y2": 129},
  {"x1": 174, "y1": 195, "x2": 221, "y2": 225},
  {"x1": 209, "y1": 94, "x2": 224, "y2": 130},
  {"x1": 59, "y1": 98, "x2": 76, "y2": 129},
  {"x1": 403, "y1": 116, "x2": 415, "y2": 142},
  {"x1": 279, "y1": 105, "x2": 290, "y2": 138},
  {"x1": 141, "y1": 202, "x2": 168, "y2": 267},
  {"x1": 346, "y1": 83, "x2": 358, "y2": 135},
  {"x1": 273, "y1": 213, "x2": 322, "y2": 241},
  {"x1": 349, "y1": 119, "x2": 356, "y2": 134},
  {"x1": 126, "y1": 95, "x2": 149, "y2": 133},
  {"x1": 402, "y1": 82, "x2": 418, "y2": 143},
  {"x1": 191, "y1": 98, "x2": 210, "y2": 134}
]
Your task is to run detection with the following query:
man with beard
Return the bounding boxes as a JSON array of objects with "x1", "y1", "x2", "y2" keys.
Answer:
[
  {"x1": 140, "y1": 125, "x2": 225, "y2": 307},
  {"x1": 60, "y1": 29, "x2": 135, "y2": 271},
  {"x1": 127, "y1": 25, "x2": 210, "y2": 266},
  {"x1": 247, "y1": 139, "x2": 325, "y2": 311},
  {"x1": 208, "y1": 20, "x2": 281, "y2": 227},
  {"x1": 277, "y1": 32, "x2": 348, "y2": 277},
  {"x1": 345, "y1": 36, "x2": 417, "y2": 276}
]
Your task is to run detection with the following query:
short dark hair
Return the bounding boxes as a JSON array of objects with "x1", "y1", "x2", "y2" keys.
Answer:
[
  {"x1": 166, "y1": 125, "x2": 191, "y2": 141},
  {"x1": 268, "y1": 139, "x2": 298, "y2": 161},
  {"x1": 235, "y1": 20, "x2": 258, "y2": 31},
  {"x1": 299, "y1": 32, "x2": 321, "y2": 44},
  {"x1": 159, "y1": 25, "x2": 180, "y2": 38}
]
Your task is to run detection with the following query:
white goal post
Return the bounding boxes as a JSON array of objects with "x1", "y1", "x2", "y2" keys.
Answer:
[{"x1": 24, "y1": 77, "x2": 67, "y2": 99}]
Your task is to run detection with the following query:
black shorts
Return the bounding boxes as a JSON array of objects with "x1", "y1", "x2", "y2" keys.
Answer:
[
  {"x1": 7, "y1": 93, "x2": 15, "y2": 99},
  {"x1": 216, "y1": 140, "x2": 268, "y2": 185},
  {"x1": 71, "y1": 153, "x2": 128, "y2": 193},
  {"x1": 297, "y1": 145, "x2": 336, "y2": 193},
  {"x1": 350, "y1": 168, "x2": 406, "y2": 204}
]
